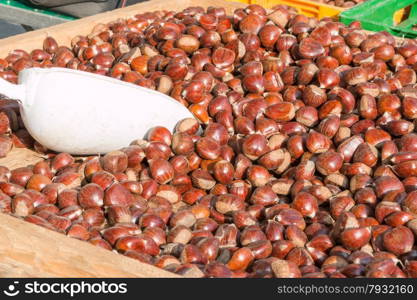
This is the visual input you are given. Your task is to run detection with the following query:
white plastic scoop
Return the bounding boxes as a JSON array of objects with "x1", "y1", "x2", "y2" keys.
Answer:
[{"x1": 0, "y1": 67, "x2": 195, "y2": 155}]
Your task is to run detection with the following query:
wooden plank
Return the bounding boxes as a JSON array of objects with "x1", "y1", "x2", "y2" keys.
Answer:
[
  {"x1": 0, "y1": 148, "x2": 45, "y2": 170},
  {"x1": 0, "y1": 0, "x2": 246, "y2": 58},
  {"x1": 0, "y1": 213, "x2": 180, "y2": 277}
]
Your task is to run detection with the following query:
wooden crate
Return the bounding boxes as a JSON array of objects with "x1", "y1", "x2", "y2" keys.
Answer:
[{"x1": 0, "y1": 0, "x2": 247, "y2": 278}]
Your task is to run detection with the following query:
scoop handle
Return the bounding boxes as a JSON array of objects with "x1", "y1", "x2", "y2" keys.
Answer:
[{"x1": 0, "y1": 77, "x2": 25, "y2": 101}]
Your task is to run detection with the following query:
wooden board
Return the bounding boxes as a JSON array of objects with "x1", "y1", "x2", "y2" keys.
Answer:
[
  {"x1": 0, "y1": 148, "x2": 45, "y2": 170},
  {"x1": 0, "y1": 213, "x2": 179, "y2": 277},
  {"x1": 0, "y1": 0, "x2": 248, "y2": 278}
]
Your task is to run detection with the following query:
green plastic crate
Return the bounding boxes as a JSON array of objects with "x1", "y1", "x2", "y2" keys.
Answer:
[
  {"x1": 0, "y1": 0, "x2": 75, "y2": 20},
  {"x1": 340, "y1": 0, "x2": 417, "y2": 38}
]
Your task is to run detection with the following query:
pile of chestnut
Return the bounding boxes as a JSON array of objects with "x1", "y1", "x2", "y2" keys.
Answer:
[
  {"x1": 1, "y1": 4, "x2": 417, "y2": 278},
  {"x1": 314, "y1": 0, "x2": 366, "y2": 8}
]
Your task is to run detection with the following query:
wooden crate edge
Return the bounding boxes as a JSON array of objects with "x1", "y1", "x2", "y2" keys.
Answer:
[{"x1": 0, "y1": 213, "x2": 180, "y2": 277}]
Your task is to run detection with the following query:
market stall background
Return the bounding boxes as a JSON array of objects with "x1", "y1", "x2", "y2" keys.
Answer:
[{"x1": 0, "y1": 20, "x2": 25, "y2": 38}]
